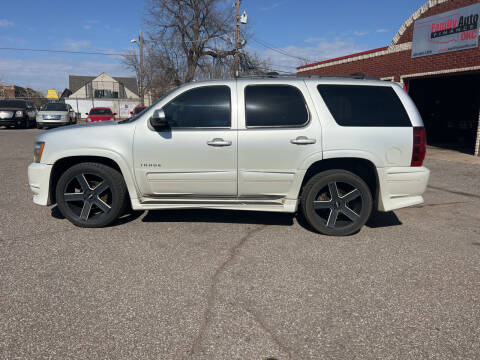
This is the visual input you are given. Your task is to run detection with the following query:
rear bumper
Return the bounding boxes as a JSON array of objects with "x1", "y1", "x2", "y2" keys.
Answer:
[
  {"x1": 28, "y1": 163, "x2": 53, "y2": 206},
  {"x1": 377, "y1": 166, "x2": 430, "y2": 212}
]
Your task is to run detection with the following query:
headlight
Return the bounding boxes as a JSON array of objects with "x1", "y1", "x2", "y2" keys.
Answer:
[
  {"x1": 34, "y1": 142, "x2": 45, "y2": 163},
  {"x1": 15, "y1": 111, "x2": 23, "y2": 118},
  {"x1": 86, "y1": 117, "x2": 92, "y2": 122}
]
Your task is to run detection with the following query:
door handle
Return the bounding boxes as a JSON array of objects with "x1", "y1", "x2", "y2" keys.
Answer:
[
  {"x1": 207, "y1": 138, "x2": 232, "y2": 147},
  {"x1": 290, "y1": 136, "x2": 316, "y2": 145}
]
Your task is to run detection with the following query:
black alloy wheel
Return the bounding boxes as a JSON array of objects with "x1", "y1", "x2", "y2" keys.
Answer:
[
  {"x1": 301, "y1": 170, "x2": 373, "y2": 236},
  {"x1": 56, "y1": 162, "x2": 128, "y2": 227}
]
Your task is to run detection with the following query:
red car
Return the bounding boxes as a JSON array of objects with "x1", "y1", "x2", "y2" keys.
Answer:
[
  {"x1": 85, "y1": 107, "x2": 116, "y2": 123},
  {"x1": 130, "y1": 106, "x2": 147, "y2": 117}
]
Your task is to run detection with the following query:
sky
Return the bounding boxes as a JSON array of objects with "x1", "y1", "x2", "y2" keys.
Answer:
[{"x1": 0, "y1": 0, "x2": 426, "y2": 93}]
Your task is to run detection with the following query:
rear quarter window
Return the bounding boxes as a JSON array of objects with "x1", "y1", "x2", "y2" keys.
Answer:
[{"x1": 317, "y1": 85, "x2": 411, "y2": 127}]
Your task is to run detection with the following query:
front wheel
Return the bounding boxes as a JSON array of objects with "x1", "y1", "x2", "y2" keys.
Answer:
[
  {"x1": 55, "y1": 162, "x2": 128, "y2": 228},
  {"x1": 300, "y1": 170, "x2": 373, "y2": 236}
]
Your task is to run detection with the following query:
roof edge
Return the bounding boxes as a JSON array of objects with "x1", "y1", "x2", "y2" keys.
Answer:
[
  {"x1": 296, "y1": 46, "x2": 389, "y2": 71},
  {"x1": 390, "y1": 0, "x2": 449, "y2": 47}
]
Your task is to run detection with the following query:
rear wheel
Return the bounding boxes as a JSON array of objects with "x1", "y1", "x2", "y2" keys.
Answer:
[
  {"x1": 55, "y1": 162, "x2": 128, "y2": 228},
  {"x1": 300, "y1": 170, "x2": 373, "y2": 236}
]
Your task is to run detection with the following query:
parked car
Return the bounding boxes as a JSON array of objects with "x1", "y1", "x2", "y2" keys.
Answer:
[
  {"x1": 130, "y1": 106, "x2": 147, "y2": 117},
  {"x1": 28, "y1": 76, "x2": 429, "y2": 235},
  {"x1": 36, "y1": 102, "x2": 77, "y2": 129},
  {"x1": 85, "y1": 107, "x2": 116, "y2": 123},
  {"x1": 0, "y1": 99, "x2": 37, "y2": 128}
]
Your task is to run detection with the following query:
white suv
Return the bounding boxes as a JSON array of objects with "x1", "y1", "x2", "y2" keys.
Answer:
[{"x1": 28, "y1": 77, "x2": 429, "y2": 236}]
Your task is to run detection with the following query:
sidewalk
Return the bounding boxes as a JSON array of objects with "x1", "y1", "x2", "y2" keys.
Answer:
[{"x1": 426, "y1": 146, "x2": 480, "y2": 165}]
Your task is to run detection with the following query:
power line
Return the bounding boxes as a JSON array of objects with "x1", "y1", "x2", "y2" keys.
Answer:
[
  {"x1": 0, "y1": 46, "x2": 295, "y2": 74},
  {"x1": 250, "y1": 38, "x2": 312, "y2": 63},
  {"x1": 0, "y1": 47, "x2": 133, "y2": 57}
]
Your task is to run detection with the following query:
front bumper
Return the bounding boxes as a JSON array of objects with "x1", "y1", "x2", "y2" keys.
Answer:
[
  {"x1": 377, "y1": 166, "x2": 430, "y2": 212},
  {"x1": 37, "y1": 120, "x2": 70, "y2": 127},
  {"x1": 28, "y1": 163, "x2": 53, "y2": 206},
  {"x1": 0, "y1": 118, "x2": 25, "y2": 127}
]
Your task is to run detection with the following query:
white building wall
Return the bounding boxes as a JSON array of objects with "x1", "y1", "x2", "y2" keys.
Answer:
[{"x1": 66, "y1": 99, "x2": 140, "y2": 119}]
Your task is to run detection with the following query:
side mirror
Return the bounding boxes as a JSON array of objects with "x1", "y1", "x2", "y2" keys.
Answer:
[
  {"x1": 85, "y1": 113, "x2": 89, "y2": 115},
  {"x1": 130, "y1": 111, "x2": 133, "y2": 115},
  {"x1": 113, "y1": 113, "x2": 117, "y2": 116},
  {"x1": 150, "y1": 109, "x2": 168, "y2": 129}
]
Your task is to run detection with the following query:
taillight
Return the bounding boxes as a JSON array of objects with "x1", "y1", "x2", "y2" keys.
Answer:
[{"x1": 411, "y1": 126, "x2": 426, "y2": 167}]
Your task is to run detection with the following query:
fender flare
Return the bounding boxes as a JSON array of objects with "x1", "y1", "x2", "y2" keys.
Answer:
[
  {"x1": 49, "y1": 148, "x2": 140, "y2": 200},
  {"x1": 299, "y1": 149, "x2": 383, "y2": 170}
]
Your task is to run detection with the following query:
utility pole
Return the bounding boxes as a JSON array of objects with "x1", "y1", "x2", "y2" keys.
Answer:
[
  {"x1": 139, "y1": 30, "x2": 144, "y2": 106},
  {"x1": 233, "y1": 0, "x2": 240, "y2": 78}
]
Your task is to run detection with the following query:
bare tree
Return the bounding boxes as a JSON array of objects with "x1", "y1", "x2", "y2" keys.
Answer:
[
  {"x1": 145, "y1": 0, "x2": 240, "y2": 83},
  {"x1": 122, "y1": 0, "x2": 273, "y2": 98}
]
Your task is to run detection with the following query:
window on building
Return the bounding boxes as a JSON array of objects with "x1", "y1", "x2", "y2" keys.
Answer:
[
  {"x1": 163, "y1": 86, "x2": 231, "y2": 128},
  {"x1": 245, "y1": 85, "x2": 309, "y2": 127},
  {"x1": 317, "y1": 85, "x2": 411, "y2": 127},
  {"x1": 94, "y1": 89, "x2": 119, "y2": 99}
]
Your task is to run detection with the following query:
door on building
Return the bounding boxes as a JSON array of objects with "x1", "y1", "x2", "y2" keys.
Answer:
[{"x1": 408, "y1": 73, "x2": 480, "y2": 155}]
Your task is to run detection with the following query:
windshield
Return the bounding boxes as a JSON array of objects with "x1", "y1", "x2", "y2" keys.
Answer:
[
  {"x1": 0, "y1": 100, "x2": 26, "y2": 108},
  {"x1": 90, "y1": 108, "x2": 112, "y2": 115},
  {"x1": 41, "y1": 103, "x2": 68, "y2": 111}
]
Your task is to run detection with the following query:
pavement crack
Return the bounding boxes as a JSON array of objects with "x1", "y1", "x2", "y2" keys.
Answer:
[
  {"x1": 427, "y1": 185, "x2": 480, "y2": 199},
  {"x1": 241, "y1": 305, "x2": 293, "y2": 360},
  {"x1": 187, "y1": 225, "x2": 266, "y2": 357}
]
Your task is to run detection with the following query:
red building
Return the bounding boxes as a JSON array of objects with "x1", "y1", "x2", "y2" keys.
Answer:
[{"x1": 297, "y1": 0, "x2": 480, "y2": 156}]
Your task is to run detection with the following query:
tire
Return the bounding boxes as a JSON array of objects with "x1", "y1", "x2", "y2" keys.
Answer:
[
  {"x1": 55, "y1": 162, "x2": 128, "y2": 228},
  {"x1": 16, "y1": 118, "x2": 27, "y2": 129},
  {"x1": 300, "y1": 170, "x2": 373, "y2": 236},
  {"x1": 36, "y1": 124, "x2": 43, "y2": 129}
]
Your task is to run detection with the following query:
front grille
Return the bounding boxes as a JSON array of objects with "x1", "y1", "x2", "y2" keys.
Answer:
[
  {"x1": 42, "y1": 114, "x2": 62, "y2": 120},
  {"x1": 0, "y1": 111, "x2": 14, "y2": 119}
]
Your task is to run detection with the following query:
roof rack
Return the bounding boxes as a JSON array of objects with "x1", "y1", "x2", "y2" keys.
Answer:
[{"x1": 236, "y1": 72, "x2": 380, "y2": 80}]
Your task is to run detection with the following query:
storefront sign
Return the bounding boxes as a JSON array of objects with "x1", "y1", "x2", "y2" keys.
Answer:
[{"x1": 411, "y1": 3, "x2": 480, "y2": 58}]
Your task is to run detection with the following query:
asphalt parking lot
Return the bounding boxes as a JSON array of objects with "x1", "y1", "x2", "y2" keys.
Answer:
[{"x1": 1, "y1": 128, "x2": 479, "y2": 360}]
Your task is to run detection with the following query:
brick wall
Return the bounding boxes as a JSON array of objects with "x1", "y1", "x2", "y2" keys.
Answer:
[
  {"x1": 299, "y1": 46, "x2": 480, "y2": 82},
  {"x1": 0, "y1": 85, "x2": 15, "y2": 98},
  {"x1": 298, "y1": 0, "x2": 480, "y2": 81}
]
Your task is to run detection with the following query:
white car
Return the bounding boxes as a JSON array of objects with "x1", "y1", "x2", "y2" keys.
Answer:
[
  {"x1": 36, "y1": 102, "x2": 77, "y2": 129},
  {"x1": 28, "y1": 76, "x2": 429, "y2": 236}
]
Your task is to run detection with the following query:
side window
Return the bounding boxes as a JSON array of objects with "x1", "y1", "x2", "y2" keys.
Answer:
[
  {"x1": 317, "y1": 85, "x2": 411, "y2": 127},
  {"x1": 245, "y1": 85, "x2": 309, "y2": 127},
  {"x1": 163, "y1": 86, "x2": 231, "y2": 128}
]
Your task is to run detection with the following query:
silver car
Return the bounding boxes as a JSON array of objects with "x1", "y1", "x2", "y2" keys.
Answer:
[{"x1": 36, "y1": 103, "x2": 77, "y2": 129}]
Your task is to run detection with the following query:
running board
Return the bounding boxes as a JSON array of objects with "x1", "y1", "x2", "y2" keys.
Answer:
[
  {"x1": 140, "y1": 198, "x2": 284, "y2": 206},
  {"x1": 132, "y1": 197, "x2": 298, "y2": 213}
]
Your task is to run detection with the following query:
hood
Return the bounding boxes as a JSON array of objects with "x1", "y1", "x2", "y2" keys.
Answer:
[
  {"x1": 89, "y1": 114, "x2": 115, "y2": 118},
  {"x1": 38, "y1": 110, "x2": 69, "y2": 116},
  {"x1": 34, "y1": 120, "x2": 134, "y2": 165},
  {"x1": 40, "y1": 120, "x2": 117, "y2": 136},
  {"x1": 0, "y1": 107, "x2": 24, "y2": 112}
]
